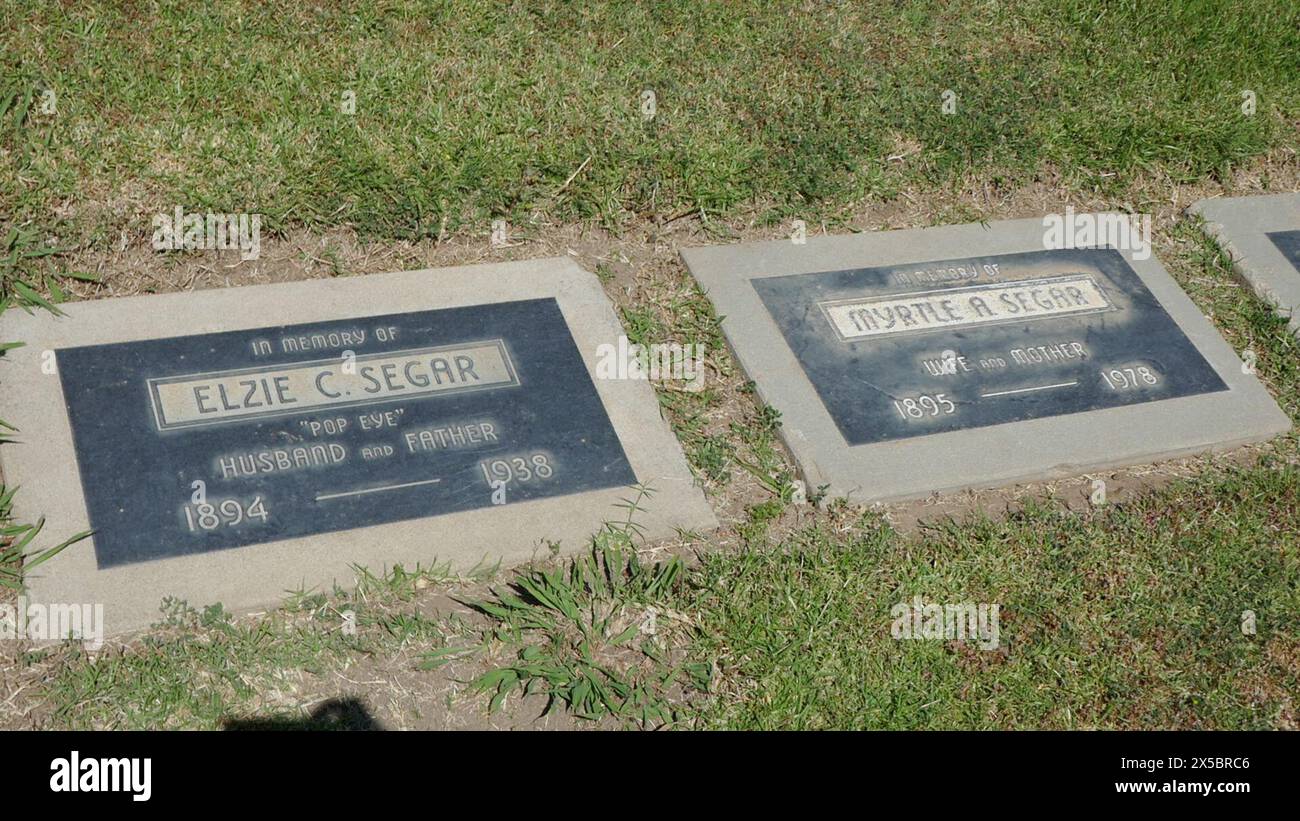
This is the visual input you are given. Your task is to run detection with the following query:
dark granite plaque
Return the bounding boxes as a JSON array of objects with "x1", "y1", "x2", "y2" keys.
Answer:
[
  {"x1": 56, "y1": 298, "x2": 636, "y2": 568},
  {"x1": 1266, "y1": 229, "x2": 1300, "y2": 272},
  {"x1": 752, "y1": 248, "x2": 1227, "y2": 445}
]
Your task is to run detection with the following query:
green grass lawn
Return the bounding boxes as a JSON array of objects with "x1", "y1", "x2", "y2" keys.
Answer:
[
  {"x1": 2, "y1": 1, "x2": 1299, "y2": 729},
  {"x1": 32, "y1": 459, "x2": 1300, "y2": 730},
  {"x1": 4, "y1": 0, "x2": 1297, "y2": 243},
  {"x1": 690, "y1": 466, "x2": 1300, "y2": 729}
]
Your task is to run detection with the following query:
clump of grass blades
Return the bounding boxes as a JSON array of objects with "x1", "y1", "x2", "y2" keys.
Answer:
[
  {"x1": 456, "y1": 529, "x2": 709, "y2": 727},
  {"x1": 0, "y1": 218, "x2": 97, "y2": 589},
  {"x1": 1, "y1": 225, "x2": 98, "y2": 315},
  {"x1": 0, "y1": 485, "x2": 90, "y2": 591}
]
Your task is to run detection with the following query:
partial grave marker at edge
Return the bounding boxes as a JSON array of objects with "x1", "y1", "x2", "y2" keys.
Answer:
[{"x1": 1190, "y1": 192, "x2": 1300, "y2": 337}]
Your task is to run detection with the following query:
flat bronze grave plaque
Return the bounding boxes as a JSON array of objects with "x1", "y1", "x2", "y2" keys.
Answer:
[
  {"x1": 0, "y1": 258, "x2": 715, "y2": 635},
  {"x1": 681, "y1": 216, "x2": 1289, "y2": 503}
]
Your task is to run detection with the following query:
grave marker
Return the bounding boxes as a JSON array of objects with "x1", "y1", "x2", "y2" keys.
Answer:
[
  {"x1": 0, "y1": 258, "x2": 715, "y2": 635},
  {"x1": 681, "y1": 216, "x2": 1288, "y2": 503}
]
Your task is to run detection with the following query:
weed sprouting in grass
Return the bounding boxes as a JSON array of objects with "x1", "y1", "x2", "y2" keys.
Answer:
[
  {"x1": 0, "y1": 220, "x2": 99, "y2": 590},
  {"x1": 0, "y1": 411, "x2": 18, "y2": 446},
  {"x1": 608, "y1": 483, "x2": 655, "y2": 540},
  {"x1": 0, "y1": 485, "x2": 91, "y2": 591},
  {"x1": 0, "y1": 225, "x2": 98, "y2": 314},
  {"x1": 464, "y1": 531, "x2": 704, "y2": 727}
]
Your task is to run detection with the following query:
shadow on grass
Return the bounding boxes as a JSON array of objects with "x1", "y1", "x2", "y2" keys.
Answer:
[{"x1": 221, "y1": 697, "x2": 383, "y2": 731}]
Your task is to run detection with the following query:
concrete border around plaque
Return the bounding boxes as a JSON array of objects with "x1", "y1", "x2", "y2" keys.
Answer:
[
  {"x1": 1190, "y1": 192, "x2": 1300, "y2": 335},
  {"x1": 680, "y1": 216, "x2": 1290, "y2": 504},
  {"x1": 0, "y1": 258, "x2": 716, "y2": 635}
]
